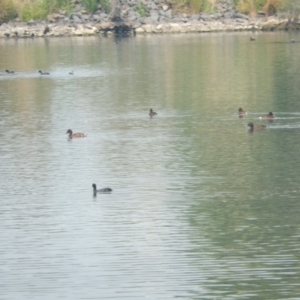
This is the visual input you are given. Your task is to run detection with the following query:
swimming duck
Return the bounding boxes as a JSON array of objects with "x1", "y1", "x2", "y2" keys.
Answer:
[
  {"x1": 291, "y1": 39, "x2": 295, "y2": 43},
  {"x1": 39, "y1": 70, "x2": 50, "y2": 75},
  {"x1": 238, "y1": 108, "x2": 247, "y2": 116},
  {"x1": 250, "y1": 37, "x2": 256, "y2": 41},
  {"x1": 149, "y1": 108, "x2": 157, "y2": 118},
  {"x1": 69, "y1": 71, "x2": 74, "y2": 75},
  {"x1": 92, "y1": 183, "x2": 112, "y2": 194},
  {"x1": 66, "y1": 129, "x2": 87, "y2": 138},
  {"x1": 260, "y1": 112, "x2": 274, "y2": 119},
  {"x1": 247, "y1": 122, "x2": 266, "y2": 130},
  {"x1": 5, "y1": 70, "x2": 14, "y2": 74}
]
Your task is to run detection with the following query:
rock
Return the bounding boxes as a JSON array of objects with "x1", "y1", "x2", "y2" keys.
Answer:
[
  {"x1": 215, "y1": 13, "x2": 223, "y2": 19},
  {"x1": 257, "y1": 11, "x2": 266, "y2": 17},
  {"x1": 200, "y1": 13, "x2": 211, "y2": 20},
  {"x1": 92, "y1": 15, "x2": 101, "y2": 22},
  {"x1": 234, "y1": 12, "x2": 249, "y2": 19},
  {"x1": 224, "y1": 11, "x2": 234, "y2": 19},
  {"x1": 47, "y1": 14, "x2": 56, "y2": 22},
  {"x1": 100, "y1": 13, "x2": 108, "y2": 19},
  {"x1": 70, "y1": 13, "x2": 82, "y2": 21},
  {"x1": 135, "y1": 27, "x2": 144, "y2": 33},
  {"x1": 0, "y1": 0, "x2": 293, "y2": 37},
  {"x1": 165, "y1": 9, "x2": 172, "y2": 19},
  {"x1": 81, "y1": 14, "x2": 90, "y2": 21},
  {"x1": 27, "y1": 19, "x2": 36, "y2": 26},
  {"x1": 150, "y1": 11, "x2": 159, "y2": 22},
  {"x1": 128, "y1": 15, "x2": 137, "y2": 22},
  {"x1": 235, "y1": 18, "x2": 248, "y2": 24},
  {"x1": 190, "y1": 14, "x2": 200, "y2": 21}
]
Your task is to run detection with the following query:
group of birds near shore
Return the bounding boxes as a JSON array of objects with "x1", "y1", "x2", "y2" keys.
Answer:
[
  {"x1": 4, "y1": 69, "x2": 73, "y2": 75},
  {"x1": 250, "y1": 37, "x2": 296, "y2": 43},
  {"x1": 66, "y1": 108, "x2": 158, "y2": 196}
]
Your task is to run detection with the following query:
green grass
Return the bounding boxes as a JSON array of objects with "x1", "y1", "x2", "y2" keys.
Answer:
[
  {"x1": 99, "y1": 0, "x2": 111, "y2": 13},
  {"x1": 18, "y1": 0, "x2": 72, "y2": 22},
  {"x1": 81, "y1": 0, "x2": 99, "y2": 11},
  {"x1": 133, "y1": 1, "x2": 147, "y2": 17}
]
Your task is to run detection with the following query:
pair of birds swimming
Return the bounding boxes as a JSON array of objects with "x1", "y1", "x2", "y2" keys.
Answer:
[
  {"x1": 250, "y1": 37, "x2": 295, "y2": 43},
  {"x1": 66, "y1": 109, "x2": 157, "y2": 139},
  {"x1": 66, "y1": 108, "x2": 157, "y2": 138},
  {"x1": 66, "y1": 130, "x2": 112, "y2": 194},
  {"x1": 39, "y1": 70, "x2": 74, "y2": 75},
  {"x1": 238, "y1": 108, "x2": 274, "y2": 130}
]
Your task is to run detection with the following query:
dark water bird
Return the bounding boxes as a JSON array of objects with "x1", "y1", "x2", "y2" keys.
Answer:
[
  {"x1": 5, "y1": 70, "x2": 14, "y2": 74},
  {"x1": 260, "y1": 112, "x2": 274, "y2": 119},
  {"x1": 238, "y1": 108, "x2": 247, "y2": 116},
  {"x1": 4, "y1": 33, "x2": 10, "y2": 38},
  {"x1": 149, "y1": 108, "x2": 157, "y2": 118},
  {"x1": 43, "y1": 26, "x2": 50, "y2": 35},
  {"x1": 39, "y1": 70, "x2": 50, "y2": 75},
  {"x1": 92, "y1": 183, "x2": 112, "y2": 195},
  {"x1": 66, "y1": 129, "x2": 87, "y2": 138},
  {"x1": 69, "y1": 71, "x2": 74, "y2": 75},
  {"x1": 250, "y1": 37, "x2": 256, "y2": 41},
  {"x1": 247, "y1": 122, "x2": 266, "y2": 131}
]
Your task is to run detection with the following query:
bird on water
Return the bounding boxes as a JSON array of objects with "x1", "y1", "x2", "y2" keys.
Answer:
[
  {"x1": 238, "y1": 108, "x2": 247, "y2": 117},
  {"x1": 260, "y1": 112, "x2": 274, "y2": 119},
  {"x1": 66, "y1": 129, "x2": 87, "y2": 139},
  {"x1": 92, "y1": 184, "x2": 112, "y2": 195},
  {"x1": 149, "y1": 108, "x2": 157, "y2": 118},
  {"x1": 39, "y1": 70, "x2": 50, "y2": 75},
  {"x1": 247, "y1": 122, "x2": 266, "y2": 131}
]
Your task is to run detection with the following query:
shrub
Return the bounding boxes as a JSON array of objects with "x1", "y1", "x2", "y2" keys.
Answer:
[
  {"x1": 133, "y1": 1, "x2": 147, "y2": 17},
  {"x1": 99, "y1": 0, "x2": 111, "y2": 13},
  {"x1": 81, "y1": 0, "x2": 99, "y2": 11},
  {"x1": 168, "y1": 0, "x2": 215, "y2": 14},
  {"x1": 0, "y1": 0, "x2": 18, "y2": 23}
]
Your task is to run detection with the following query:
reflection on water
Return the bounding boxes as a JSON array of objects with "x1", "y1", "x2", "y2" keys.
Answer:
[{"x1": 1, "y1": 32, "x2": 300, "y2": 299}]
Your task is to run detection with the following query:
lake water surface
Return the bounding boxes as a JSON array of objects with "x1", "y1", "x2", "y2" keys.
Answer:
[{"x1": 1, "y1": 31, "x2": 300, "y2": 299}]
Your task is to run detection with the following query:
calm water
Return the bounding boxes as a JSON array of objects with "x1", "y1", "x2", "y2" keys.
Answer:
[{"x1": 1, "y1": 31, "x2": 300, "y2": 299}]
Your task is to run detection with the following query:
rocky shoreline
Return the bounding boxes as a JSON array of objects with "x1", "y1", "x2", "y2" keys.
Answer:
[{"x1": 1, "y1": 0, "x2": 300, "y2": 38}]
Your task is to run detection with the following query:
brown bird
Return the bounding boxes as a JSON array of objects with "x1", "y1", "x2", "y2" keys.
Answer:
[
  {"x1": 149, "y1": 108, "x2": 157, "y2": 118},
  {"x1": 66, "y1": 129, "x2": 87, "y2": 138},
  {"x1": 238, "y1": 108, "x2": 247, "y2": 116},
  {"x1": 247, "y1": 122, "x2": 266, "y2": 131},
  {"x1": 260, "y1": 112, "x2": 274, "y2": 119}
]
